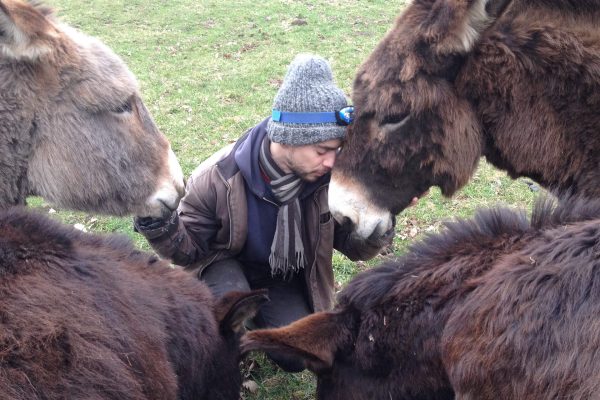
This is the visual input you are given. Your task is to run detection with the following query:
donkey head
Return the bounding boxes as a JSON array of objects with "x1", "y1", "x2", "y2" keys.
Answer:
[
  {"x1": 242, "y1": 307, "x2": 455, "y2": 400},
  {"x1": 330, "y1": 0, "x2": 513, "y2": 240},
  {"x1": 0, "y1": 0, "x2": 184, "y2": 217}
]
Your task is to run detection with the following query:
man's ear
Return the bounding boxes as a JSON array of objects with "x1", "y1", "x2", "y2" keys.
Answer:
[
  {"x1": 241, "y1": 311, "x2": 351, "y2": 373},
  {"x1": 214, "y1": 289, "x2": 269, "y2": 335}
]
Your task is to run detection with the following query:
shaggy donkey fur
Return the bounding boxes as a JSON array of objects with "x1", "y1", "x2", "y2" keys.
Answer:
[
  {"x1": 244, "y1": 196, "x2": 600, "y2": 399},
  {"x1": 0, "y1": 207, "x2": 267, "y2": 400}
]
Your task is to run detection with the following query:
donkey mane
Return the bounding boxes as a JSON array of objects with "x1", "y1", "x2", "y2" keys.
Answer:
[{"x1": 339, "y1": 195, "x2": 600, "y2": 311}]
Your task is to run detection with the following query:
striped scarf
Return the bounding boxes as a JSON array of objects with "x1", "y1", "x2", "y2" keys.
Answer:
[{"x1": 259, "y1": 137, "x2": 306, "y2": 277}]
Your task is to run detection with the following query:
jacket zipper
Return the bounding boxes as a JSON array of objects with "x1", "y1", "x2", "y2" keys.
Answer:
[
  {"x1": 261, "y1": 197, "x2": 279, "y2": 207},
  {"x1": 197, "y1": 168, "x2": 233, "y2": 273}
]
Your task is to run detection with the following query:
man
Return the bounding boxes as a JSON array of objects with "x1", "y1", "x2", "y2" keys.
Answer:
[{"x1": 134, "y1": 54, "x2": 392, "y2": 370}]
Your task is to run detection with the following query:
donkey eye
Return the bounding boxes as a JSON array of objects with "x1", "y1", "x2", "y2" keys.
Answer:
[
  {"x1": 112, "y1": 99, "x2": 132, "y2": 114},
  {"x1": 381, "y1": 113, "x2": 409, "y2": 125},
  {"x1": 381, "y1": 113, "x2": 411, "y2": 132}
]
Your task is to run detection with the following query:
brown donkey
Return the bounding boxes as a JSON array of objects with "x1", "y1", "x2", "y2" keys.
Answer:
[
  {"x1": 0, "y1": 0, "x2": 184, "y2": 217},
  {"x1": 0, "y1": 207, "x2": 268, "y2": 399},
  {"x1": 329, "y1": 0, "x2": 600, "y2": 241},
  {"x1": 244, "y1": 196, "x2": 600, "y2": 399}
]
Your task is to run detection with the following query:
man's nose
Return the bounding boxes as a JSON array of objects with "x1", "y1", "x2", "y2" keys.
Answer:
[{"x1": 323, "y1": 152, "x2": 336, "y2": 169}]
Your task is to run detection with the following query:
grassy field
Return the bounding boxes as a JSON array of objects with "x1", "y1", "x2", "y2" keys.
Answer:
[{"x1": 36, "y1": 1, "x2": 538, "y2": 398}]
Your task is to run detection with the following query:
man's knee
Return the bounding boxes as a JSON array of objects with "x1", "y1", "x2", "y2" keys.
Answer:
[
  {"x1": 200, "y1": 258, "x2": 251, "y2": 297},
  {"x1": 250, "y1": 281, "x2": 311, "y2": 372}
]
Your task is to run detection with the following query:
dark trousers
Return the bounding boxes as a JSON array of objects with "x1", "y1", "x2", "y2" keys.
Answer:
[{"x1": 200, "y1": 258, "x2": 310, "y2": 372}]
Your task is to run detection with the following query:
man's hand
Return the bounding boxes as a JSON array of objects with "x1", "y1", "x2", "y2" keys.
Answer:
[
  {"x1": 365, "y1": 222, "x2": 395, "y2": 251},
  {"x1": 337, "y1": 215, "x2": 396, "y2": 261},
  {"x1": 133, "y1": 212, "x2": 177, "y2": 237},
  {"x1": 134, "y1": 216, "x2": 170, "y2": 230}
]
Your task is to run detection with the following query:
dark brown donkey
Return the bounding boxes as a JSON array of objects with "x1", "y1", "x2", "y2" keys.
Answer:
[
  {"x1": 243, "y1": 196, "x2": 600, "y2": 399},
  {"x1": 329, "y1": 0, "x2": 600, "y2": 241},
  {"x1": 0, "y1": 0, "x2": 184, "y2": 217},
  {"x1": 0, "y1": 207, "x2": 267, "y2": 400}
]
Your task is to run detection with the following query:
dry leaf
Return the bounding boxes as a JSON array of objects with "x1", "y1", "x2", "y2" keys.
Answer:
[{"x1": 242, "y1": 380, "x2": 259, "y2": 393}]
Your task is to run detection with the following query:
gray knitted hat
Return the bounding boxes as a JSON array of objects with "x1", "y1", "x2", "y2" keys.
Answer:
[{"x1": 267, "y1": 54, "x2": 348, "y2": 146}]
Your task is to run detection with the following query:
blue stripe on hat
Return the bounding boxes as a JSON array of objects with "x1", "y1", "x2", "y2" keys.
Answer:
[
  {"x1": 272, "y1": 109, "x2": 338, "y2": 124},
  {"x1": 272, "y1": 107, "x2": 354, "y2": 125}
]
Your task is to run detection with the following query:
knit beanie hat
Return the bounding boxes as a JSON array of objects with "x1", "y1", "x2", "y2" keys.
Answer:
[{"x1": 267, "y1": 54, "x2": 349, "y2": 146}]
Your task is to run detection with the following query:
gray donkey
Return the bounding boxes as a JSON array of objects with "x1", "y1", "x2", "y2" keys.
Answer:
[{"x1": 0, "y1": 0, "x2": 184, "y2": 217}]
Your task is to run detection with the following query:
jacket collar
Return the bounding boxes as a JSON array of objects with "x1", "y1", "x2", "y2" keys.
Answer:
[{"x1": 234, "y1": 117, "x2": 271, "y2": 198}]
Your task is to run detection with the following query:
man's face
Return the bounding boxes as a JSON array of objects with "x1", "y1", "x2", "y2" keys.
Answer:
[{"x1": 286, "y1": 138, "x2": 342, "y2": 182}]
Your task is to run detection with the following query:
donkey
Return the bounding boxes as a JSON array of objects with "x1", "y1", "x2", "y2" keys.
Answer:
[
  {"x1": 329, "y1": 0, "x2": 600, "y2": 240},
  {"x1": 0, "y1": 0, "x2": 184, "y2": 217},
  {"x1": 0, "y1": 207, "x2": 267, "y2": 400},
  {"x1": 243, "y1": 196, "x2": 600, "y2": 399}
]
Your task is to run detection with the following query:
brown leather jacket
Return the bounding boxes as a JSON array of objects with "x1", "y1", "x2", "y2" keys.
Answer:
[{"x1": 137, "y1": 130, "x2": 384, "y2": 312}]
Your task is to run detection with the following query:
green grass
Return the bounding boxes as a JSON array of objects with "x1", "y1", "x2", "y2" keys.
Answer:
[{"x1": 34, "y1": 1, "x2": 538, "y2": 398}]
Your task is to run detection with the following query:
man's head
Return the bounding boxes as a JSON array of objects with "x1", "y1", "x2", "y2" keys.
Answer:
[{"x1": 267, "y1": 54, "x2": 349, "y2": 182}]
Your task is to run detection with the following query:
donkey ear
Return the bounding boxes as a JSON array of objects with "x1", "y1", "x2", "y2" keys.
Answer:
[
  {"x1": 425, "y1": 0, "x2": 514, "y2": 54},
  {"x1": 215, "y1": 289, "x2": 269, "y2": 335},
  {"x1": 0, "y1": 0, "x2": 56, "y2": 61},
  {"x1": 241, "y1": 312, "x2": 349, "y2": 373}
]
